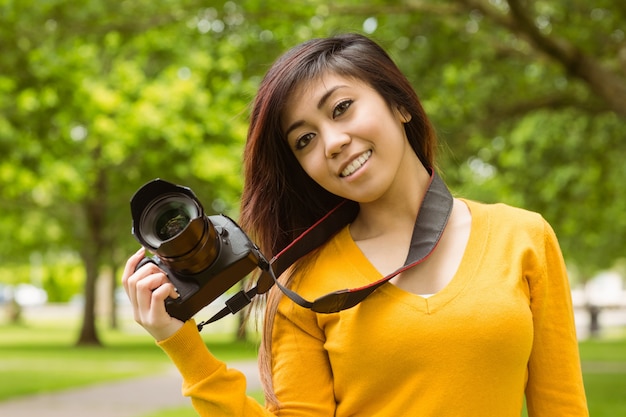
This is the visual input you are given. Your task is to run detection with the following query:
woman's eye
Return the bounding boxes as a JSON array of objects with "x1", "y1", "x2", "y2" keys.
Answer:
[
  {"x1": 332, "y1": 99, "x2": 353, "y2": 119},
  {"x1": 295, "y1": 133, "x2": 315, "y2": 150}
]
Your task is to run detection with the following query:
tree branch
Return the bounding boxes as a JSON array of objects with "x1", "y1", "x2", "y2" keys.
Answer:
[
  {"x1": 488, "y1": 93, "x2": 608, "y2": 119},
  {"x1": 328, "y1": 1, "x2": 461, "y2": 16},
  {"x1": 458, "y1": 0, "x2": 626, "y2": 117}
]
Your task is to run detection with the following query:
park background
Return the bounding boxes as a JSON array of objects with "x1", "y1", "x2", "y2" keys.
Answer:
[{"x1": 1, "y1": 0, "x2": 625, "y2": 415}]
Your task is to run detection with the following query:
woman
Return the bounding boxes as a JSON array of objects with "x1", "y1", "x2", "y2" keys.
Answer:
[{"x1": 122, "y1": 33, "x2": 588, "y2": 416}]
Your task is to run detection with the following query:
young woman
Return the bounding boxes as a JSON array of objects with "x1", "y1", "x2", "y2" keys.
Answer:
[{"x1": 122, "y1": 33, "x2": 588, "y2": 416}]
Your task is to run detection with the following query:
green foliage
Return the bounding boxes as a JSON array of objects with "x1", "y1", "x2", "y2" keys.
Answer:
[
  {"x1": 0, "y1": 0, "x2": 625, "y2": 341},
  {"x1": 42, "y1": 263, "x2": 84, "y2": 302},
  {"x1": 0, "y1": 257, "x2": 83, "y2": 302},
  {"x1": 477, "y1": 110, "x2": 626, "y2": 277}
]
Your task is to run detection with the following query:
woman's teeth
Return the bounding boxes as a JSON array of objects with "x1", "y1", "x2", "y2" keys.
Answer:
[{"x1": 341, "y1": 150, "x2": 372, "y2": 177}]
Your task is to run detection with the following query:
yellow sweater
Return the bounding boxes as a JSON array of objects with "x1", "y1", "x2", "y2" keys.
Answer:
[{"x1": 158, "y1": 200, "x2": 588, "y2": 416}]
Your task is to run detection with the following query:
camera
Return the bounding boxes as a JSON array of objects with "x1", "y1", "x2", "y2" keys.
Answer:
[{"x1": 130, "y1": 179, "x2": 271, "y2": 322}]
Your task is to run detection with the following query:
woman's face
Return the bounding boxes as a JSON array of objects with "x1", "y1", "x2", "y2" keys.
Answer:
[{"x1": 281, "y1": 72, "x2": 413, "y2": 204}]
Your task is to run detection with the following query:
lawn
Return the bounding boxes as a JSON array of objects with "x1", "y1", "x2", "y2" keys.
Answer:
[
  {"x1": 1, "y1": 311, "x2": 624, "y2": 417},
  {"x1": 0, "y1": 315, "x2": 258, "y2": 401},
  {"x1": 578, "y1": 334, "x2": 626, "y2": 416},
  {"x1": 141, "y1": 335, "x2": 626, "y2": 417}
]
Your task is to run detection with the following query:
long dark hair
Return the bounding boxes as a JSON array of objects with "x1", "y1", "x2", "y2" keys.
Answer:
[{"x1": 239, "y1": 33, "x2": 437, "y2": 407}]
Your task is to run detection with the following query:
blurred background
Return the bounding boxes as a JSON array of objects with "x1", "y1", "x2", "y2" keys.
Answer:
[{"x1": 0, "y1": 0, "x2": 624, "y2": 406}]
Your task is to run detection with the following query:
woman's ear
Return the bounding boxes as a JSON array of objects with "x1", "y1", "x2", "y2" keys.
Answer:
[{"x1": 396, "y1": 106, "x2": 412, "y2": 123}]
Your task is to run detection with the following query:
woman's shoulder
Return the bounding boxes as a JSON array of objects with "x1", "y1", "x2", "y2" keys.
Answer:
[
  {"x1": 287, "y1": 224, "x2": 374, "y2": 296},
  {"x1": 462, "y1": 198, "x2": 552, "y2": 241},
  {"x1": 463, "y1": 198, "x2": 546, "y2": 225}
]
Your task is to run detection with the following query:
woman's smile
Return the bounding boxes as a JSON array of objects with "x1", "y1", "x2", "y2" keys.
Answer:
[{"x1": 340, "y1": 150, "x2": 372, "y2": 178}]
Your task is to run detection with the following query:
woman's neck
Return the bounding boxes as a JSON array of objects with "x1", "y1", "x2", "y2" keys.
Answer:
[{"x1": 350, "y1": 157, "x2": 431, "y2": 241}]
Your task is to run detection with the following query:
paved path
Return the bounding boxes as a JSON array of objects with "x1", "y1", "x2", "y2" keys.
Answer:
[{"x1": 0, "y1": 361, "x2": 260, "y2": 417}]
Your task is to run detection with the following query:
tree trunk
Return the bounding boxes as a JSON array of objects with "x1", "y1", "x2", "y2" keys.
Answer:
[
  {"x1": 8, "y1": 296, "x2": 23, "y2": 324},
  {"x1": 587, "y1": 304, "x2": 601, "y2": 338},
  {"x1": 76, "y1": 248, "x2": 102, "y2": 346},
  {"x1": 109, "y1": 263, "x2": 119, "y2": 329},
  {"x1": 76, "y1": 156, "x2": 108, "y2": 346}
]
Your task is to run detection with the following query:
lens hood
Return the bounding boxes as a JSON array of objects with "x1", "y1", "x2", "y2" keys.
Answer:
[
  {"x1": 130, "y1": 179, "x2": 220, "y2": 274},
  {"x1": 131, "y1": 180, "x2": 197, "y2": 247}
]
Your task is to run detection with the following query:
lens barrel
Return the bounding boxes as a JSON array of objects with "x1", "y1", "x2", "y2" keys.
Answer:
[{"x1": 130, "y1": 179, "x2": 220, "y2": 275}]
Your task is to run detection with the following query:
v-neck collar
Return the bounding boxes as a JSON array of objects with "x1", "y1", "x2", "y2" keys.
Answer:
[
  {"x1": 264, "y1": 170, "x2": 455, "y2": 314},
  {"x1": 341, "y1": 199, "x2": 488, "y2": 314}
]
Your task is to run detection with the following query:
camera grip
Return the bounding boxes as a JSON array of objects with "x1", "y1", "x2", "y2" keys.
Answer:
[
  {"x1": 134, "y1": 256, "x2": 184, "y2": 310},
  {"x1": 135, "y1": 256, "x2": 177, "y2": 285},
  {"x1": 135, "y1": 256, "x2": 155, "y2": 271}
]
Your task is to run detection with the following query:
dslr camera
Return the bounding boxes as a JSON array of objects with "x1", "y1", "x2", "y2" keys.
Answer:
[{"x1": 130, "y1": 179, "x2": 271, "y2": 322}]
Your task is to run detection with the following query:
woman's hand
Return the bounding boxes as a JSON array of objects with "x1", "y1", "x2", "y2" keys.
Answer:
[{"x1": 122, "y1": 247, "x2": 184, "y2": 341}]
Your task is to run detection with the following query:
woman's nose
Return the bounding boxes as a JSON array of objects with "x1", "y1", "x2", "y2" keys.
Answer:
[{"x1": 323, "y1": 128, "x2": 351, "y2": 159}]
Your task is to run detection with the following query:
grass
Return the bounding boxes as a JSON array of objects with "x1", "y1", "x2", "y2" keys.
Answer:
[
  {"x1": 141, "y1": 332, "x2": 626, "y2": 417},
  {"x1": 142, "y1": 337, "x2": 626, "y2": 417},
  {"x1": 141, "y1": 408, "x2": 199, "y2": 417},
  {"x1": 1, "y1": 311, "x2": 625, "y2": 417},
  {"x1": 139, "y1": 392, "x2": 266, "y2": 417},
  {"x1": 0, "y1": 315, "x2": 258, "y2": 401},
  {"x1": 578, "y1": 335, "x2": 626, "y2": 416}
]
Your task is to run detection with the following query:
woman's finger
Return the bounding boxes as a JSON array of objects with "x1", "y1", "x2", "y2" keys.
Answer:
[
  {"x1": 135, "y1": 270, "x2": 170, "y2": 318},
  {"x1": 121, "y1": 247, "x2": 145, "y2": 290},
  {"x1": 136, "y1": 277, "x2": 183, "y2": 341},
  {"x1": 119, "y1": 249, "x2": 184, "y2": 340},
  {"x1": 150, "y1": 282, "x2": 180, "y2": 315}
]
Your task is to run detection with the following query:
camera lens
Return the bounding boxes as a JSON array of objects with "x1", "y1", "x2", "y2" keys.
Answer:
[
  {"x1": 140, "y1": 194, "x2": 201, "y2": 248},
  {"x1": 131, "y1": 179, "x2": 221, "y2": 275},
  {"x1": 156, "y1": 204, "x2": 192, "y2": 241}
]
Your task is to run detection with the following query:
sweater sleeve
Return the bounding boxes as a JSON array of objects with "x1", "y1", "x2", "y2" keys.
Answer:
[
  {"x1": 157, "y1": 319, "x2": 273, "y2": 417},
  {"x1": 266, "y1": 297, "x2": 337, "y2": 416},
  {"x1": 525, "y1": 219, "x2": 589, "y2": 416}
]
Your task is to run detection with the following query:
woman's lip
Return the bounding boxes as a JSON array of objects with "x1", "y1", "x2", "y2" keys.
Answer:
[{"x1": 340, "y1": 150, "x2": 372, "y2": 178}]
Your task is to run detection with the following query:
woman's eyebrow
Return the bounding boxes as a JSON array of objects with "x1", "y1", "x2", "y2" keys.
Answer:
[
  {"x1": 284, "y1": 85, "x2": 348, "y2": 137},
  {"x1": 316, "y1": 85, "x2": 348, "y2": 109}
]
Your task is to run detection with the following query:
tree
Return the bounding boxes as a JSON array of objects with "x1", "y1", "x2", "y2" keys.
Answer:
[
  {"x1": 325, "y1": 0, "x2": 626, "y2": 280},
  {"x1": 1, "y1": 0, "x2": 624, "y2": 344},
  {"x1": 447, "y1": 0, "x2": 626, "y2": 278},
  {"x1": 0, "y1": 0, "x2": 259, "y2": 344}
]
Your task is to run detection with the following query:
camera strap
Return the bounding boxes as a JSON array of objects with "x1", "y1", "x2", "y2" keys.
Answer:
[{"x1": 200, "y1": 169, "x2": 452, "y2": 328}]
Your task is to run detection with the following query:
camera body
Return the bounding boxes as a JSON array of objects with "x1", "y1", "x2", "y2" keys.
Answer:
[
  {"x1": 131, "y1": 179, "x2": 268, "y2": 322},
  {"x1": 136, "y1": 214, "x2": 264, "y2": 321}
]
